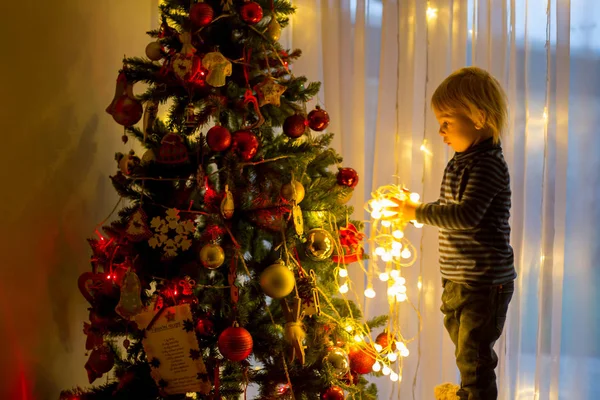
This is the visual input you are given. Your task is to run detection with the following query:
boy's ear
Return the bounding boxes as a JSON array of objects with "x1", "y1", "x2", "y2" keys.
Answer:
[{"x1": 475, "y1": 109, "x2": 486, "y2": 129}]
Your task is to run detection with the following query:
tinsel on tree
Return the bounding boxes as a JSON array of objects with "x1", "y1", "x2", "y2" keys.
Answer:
[{"x1": 61, "y1": 1, "x2": 391, "y2": 399}]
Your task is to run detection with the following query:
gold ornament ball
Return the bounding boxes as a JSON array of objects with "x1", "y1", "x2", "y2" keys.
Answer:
[
  {"x1": 281, "y1": 181, "x2": 305, "y2": 203},
  {"x1": 267, "y1": 18, "x2": 282, "y2": 41},
  {"x1": 145, "y1": 41, "x2": 163, "y2": 61},
  {"x1": 199, "y1": 243, "x2": 225, "y2": 269},
  {"x1": 324, "y1": 346, "x2": 350, "y2": 378},
  {"x1": 259, "y1": 260, "x2": 295, "y2": 299},
  {"x1": 305, "y1": 229, "x2": 334, "y2": 261}
]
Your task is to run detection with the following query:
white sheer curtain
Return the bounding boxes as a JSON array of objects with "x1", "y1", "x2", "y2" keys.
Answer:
[{"x1": 291, "y1": 0, "x2": 600, "y2": 398}]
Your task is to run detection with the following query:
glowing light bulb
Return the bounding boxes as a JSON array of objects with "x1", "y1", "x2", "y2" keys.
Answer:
[
  {"x1": 391, "y1": 248, "x2": 401, "y2": 257},
  {"x1": 390, "y1": 270, "x2": 400, "y2": 279},
  {"x1": 364, "y1": 287, "x2": 376, "y2": 298},
  {"x1": 409, "y1": 192, "x2": 420, "y2": 203},
  {"x1": 387, "y1": 352, "x2": 398, "y2": 362},
  {"x1": 379, "y1": 272, "x2": 390, "y2": 282},
  {"x1": 392, "y1": 230, "x2": 404, "y2": 239},
  {"x1": 374, "y1": 343, "x2": 383, "y2": 352},
  {"x1": 375, "y1": 247, "x2": 386, "y2": 256},
  {"x1": 354, "y1": 334, "x2": 363, "y2": 343},
  {"x1": 372, "y1": 361, "x2": 382, "y2": 372},
  {"x1": 339, "y1": 283, "x2": 349, "y2": 294},
  {"x1": 396, "y1": 293, "x2": 408, "y2": 302},
  {"x1": 543, "y1": 107, "x2": 548, "y2": 122},
  {"x1": 400, "y1": 348, "x2": 410, "y2": 357},
  {"x1": 396, "y1": 276, "x2": 406, "y2": 284},
  {"x1": 381, "y1": 220, "x2": 392, "y2": 227},
  {"x1": 413, "y1": 221, "x2": 424, "y2": 228},
  {"x1": 469, "y1": 29, "x2": 474, "y2": 35},
  {"x1": 387, "y1": 286, "x2": 398, "y2": 296},
  {"x1": 426, "y1": 6, "x2": 438, "y2": 21},
  {"x1": 398, "y1": 286, "x2": 407, "y2": 294},
  {"x1": 382, "y1": 365, "x2": 391, "y2": 375},
  {"x1": 417, "y1": 280, "x2": 422, "y2": 290},
  {"x1": 392, "y1": 241, "x2": 402, "y2": 250},
  {"x1": 381, "y1": 253, "x2": 393, "y2": 262},
  {"x1": 339, "y1": 268, "x2": 348, "y2": 277},
  {"x1": 390, "y1": 372, "x2": 399, "y2": 382},
  {"x1": 401, "y1": 248, "x2": 412, "y2": 259},
  {"x1": 345, "y1": 325, "x2": 354, "y2": 332},
  {"x1": 372, "y1": 210, "x2": 382, "y2": 219}
]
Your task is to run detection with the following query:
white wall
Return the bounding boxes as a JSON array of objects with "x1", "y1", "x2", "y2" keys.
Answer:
[{"x1": 0, "y1": 1, "x2": 155, "y2": 398}]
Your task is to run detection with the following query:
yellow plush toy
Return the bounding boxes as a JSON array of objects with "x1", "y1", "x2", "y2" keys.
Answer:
[{"x1": 434, "y1": 383, "x2": 460, "y2": 400}]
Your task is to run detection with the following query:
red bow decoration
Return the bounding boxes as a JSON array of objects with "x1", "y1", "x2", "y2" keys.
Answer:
[{"x1": 332, "y1": 223, "x2": 365, "y2": 264}]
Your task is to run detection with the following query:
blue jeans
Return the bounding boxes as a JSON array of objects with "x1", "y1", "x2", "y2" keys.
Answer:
[{"x1": 441, "y1": 279, "x2": 514, "y2": 400}]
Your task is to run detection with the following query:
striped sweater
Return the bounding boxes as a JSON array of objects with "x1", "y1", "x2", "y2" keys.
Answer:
[{"x1": 415, "y1": 138, "x2": 516, "y2": 285}]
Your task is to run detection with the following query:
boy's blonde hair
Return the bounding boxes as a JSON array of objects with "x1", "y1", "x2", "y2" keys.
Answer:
[{"x1": 431, "y1": 67, "x2": 508, "y2": 144}]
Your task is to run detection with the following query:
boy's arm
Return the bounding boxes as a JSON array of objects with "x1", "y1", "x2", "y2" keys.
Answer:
[{"x1": 411, "y1": 156, "x2": 508, "y2": 230}]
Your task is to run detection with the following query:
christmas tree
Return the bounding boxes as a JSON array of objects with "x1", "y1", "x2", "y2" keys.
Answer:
[{"x1": 60, "y1": 0, "x2": 390, "y2": 399}]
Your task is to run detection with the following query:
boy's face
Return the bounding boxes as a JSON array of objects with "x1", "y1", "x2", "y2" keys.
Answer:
[{"x1": 433, "y1": 108, "x2": 488, "y2": 153}]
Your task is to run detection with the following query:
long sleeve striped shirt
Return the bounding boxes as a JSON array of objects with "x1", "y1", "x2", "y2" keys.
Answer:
[{"x1": 415, "y1": 138, "x2": 516, "y2": 285}]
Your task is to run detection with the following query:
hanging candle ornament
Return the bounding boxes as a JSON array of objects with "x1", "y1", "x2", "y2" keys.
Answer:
[
  {"x1": 142, "y1": 100, "x2": 158, "y2": 142},
  {"x1": 115, "y1": 268, "x2": 143, "y2": 319},
  {"x1": 231, "y1": 130, "x2": 259, "y2": 161},
  {"x1": 202, "y1": 52, "x2": 232, "y2": 87},
  {"x1": 240, "y1": 1, "x2": 263, "y2": 25},
  {"x1": 305, "y1": 229, "x2": 334, "y2": 261},
  {"x1": 218, "y1": 324, "x2": 253, "y2": 361},
  {"x1": 157, "y1": 133, "x2": 189, "y2": 164},
  {"x1": 172, "y1": 32, "x2": 201, "y2": 82},
  {"x1": 184, "y1": 104, "x2": 197, "y2": 128},
  {"x1": 336, "y1": 167, "x2": 359, "y2": 188},
  {"x1": 190, "y1": 1, "x2": 214, "y2": 27},
  {"x1": 259, "y1": 260, "x2": 295, "y2": 299},
  {"x1": 199, "y1": 243, "x2": 225, "y2": 269},
  {"x1": 307, "y1": 106, "x2": 330, "y2": 131},
  {"x1": 283, "y1": 114, "x2": 307, "y2": 139},
  {"x1": 207, "y1": 125, "x2": 232, "y2": 151},
  {"x1": 220, "y1": 184, "x2": 235, "y2": 219},
  {"x1": 280, "y1": 179, "x2": 305, "y2": 204},
  {"x1": 106, "y1": 71, "x2": 143, "y2": 127},
  {"x1": 324, "y1": 346, "x2": 350, "y2": 378},
  {"x1": 321, "y1": 386, "x2": 345, "y2": 400},
  {"x1": 145, "y1": 41, "x2": 163, "y2": 61},
  {"x1": 266, "y1": 18, "x2": 282, "y2": 41}
]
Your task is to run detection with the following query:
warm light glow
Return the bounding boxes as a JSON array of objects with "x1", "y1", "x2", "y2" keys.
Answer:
[
  {"x1": 409, "y1": 192, "x2": 420, "y2": 203},
  {"x1": 426, "y1": 6, "x2": 438, "y2": 21},
  {"x1": 543, "y1": 107, "x2": 548, "y2": 122},
  {"x1": 375, "y1": 247, "x2": 386, "y2": 256},
  {"x1": 354, "y1": 334, "x2": 363, "y2": 343},
  {"x1": 391, "y1": 248, "x2": 401, "y2": 258},
  {"x1": 364, "y1": 287, "x2": 376, "y2": 298},
  {"x1": 396, "y1": 293, "x2": 408, "y2": 302},
  {"x1": 396, "y1": 276, "x2": 406, "y2": 285},
  {"x1": 387, "y1": 286, "x2": 398, "y2": 296},
  {"x1": 413, "y1": 221, "x2": 424, "y2": 229},
  {"x1": 392, "y1": 230, "x2": 404, "y2": 239},
  {"x1": 374, "y1": 343, "x2": 383, "y2": 352},
  {"x1": 400, "y1": 347, "x2": 410, "y2": 357},
  {"x1": 417, "y1": 280, "x2": 422, "y2": 290},
  {"x1": 420, "y1": 142, "x2": 433, "y2": 156},
  {"x1": 371, "y1": 210, "x2": 382, "y2": 219},
  {"x1": 382, "y1": 365, "x2": 392, "y2": 375},
  {"x1": 398, "y1": 286, "x2": 407, "y2": 294},
  {"x1": 390, "y1": 372, "x2": 400, "y2": 382},
  {"x1": 390, "y1": 270, "x2": 400, "y2": 279},
  {"x1": 387, "y1": 352, "x2": 398, "y2": 362},
  {"x1": 372, "y1": 361, "x2": 382, "y2": 372},
  {"x1": 401, "y1": 248, "x2": 412, "y2": 259},
  {"x1": 186, "y1": 393, "x2": 198, "y2": 399},
  {"x1": 339, "y1": 283, "x2": 349, "y2": 294},
  {"x1": 345, "y1": 325, "x2": 354, "y2": 332},
  {"x1": 381, "y1": 253, "x2": 393, "y2": 262},
  {"x1": 339, "y1": 268, "x2": 349, "y2": 278},
  {"x1": 379, "y1": 272, "x2": 390, "y2": 282},
  {"x1": 392, "y1": 241, "x2": 402, "y2": 250},
  {"x1": 469, "y1": 29, "x2": 474, "y2": 35},
  {"x1": 381, "y1": 220, "x2": 392, "y2": 227}
]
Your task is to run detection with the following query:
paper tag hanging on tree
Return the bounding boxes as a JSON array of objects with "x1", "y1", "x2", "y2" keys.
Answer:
[
  {"x1": 140, "y1": 304, "x2": 211, "y2": 395},
  {"x1": 254, "y1": 76, "x2": 287, "y2": 107},
  {"x1": 202, "y1": 52, "x2": 232, "y2": 87},
  {"x1": 292, "y1": 204, "x2": 304, "y2": 236},
  {"x1": 126, "y1": 208, "x2": 153, "y2": 241},
  {"x1": 172, "y1": 32, "x2": 199, "y2": 81},
  {"x1": 297, "y1": 270, "x2": 321, "y2": 317},
  {"x1": 115, "y1": 268, "x2": 143, "y2": 319}
]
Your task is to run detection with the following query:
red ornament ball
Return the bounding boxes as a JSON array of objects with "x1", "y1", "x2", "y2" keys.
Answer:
[
  {"x1": 207, "y1": 126, "x2": 232, "y2": 151},
  {"x1": 307, "y1": 106, "x2": 330, "y2": 131},
  {"x1": 232, "y1": 130, "x2": 259, "y2": 161},
  {"x1": 336, "y1": 167, "x2": 359, "y2": 188},
  {"x1": 88, "y1": 345, "x2": 115, "y2": 375},
  {"x1": 283, "y1": 114, "x2": 307, "y2": 139},
  {"x1": 112, "y1": 96, "x2": 143, "y2": 126},
  {"x1": 375, "y1": 331, "x2": 397, "y2": 352},
  {"x1": 321, "y1": 385, "x2": 345, "y2": 400},
  {"x1": 240, "y1": 1, "x2": 263, "y2": 25},
  {"x1": 195, "y1": 318, "x2": 214, "y2": 335},
  {"x1": 348, "y1": 346, "x2": 377, "y2": 375},
  {"x1": 190, "y1": 2, "x2": 214, "y2": 27},
  {"x1": 218, "y1": 326, "x2": 253, "y2": 361}
]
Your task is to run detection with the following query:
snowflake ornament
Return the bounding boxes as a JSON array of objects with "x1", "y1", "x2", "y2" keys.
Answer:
[{"x1": 148, "y1": 208, "x2": 196, "y2": 257}]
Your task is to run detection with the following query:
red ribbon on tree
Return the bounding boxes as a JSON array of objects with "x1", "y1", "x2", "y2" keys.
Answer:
[{"x1": 331, "y1": 223, "x2": 365, "y2": 264}]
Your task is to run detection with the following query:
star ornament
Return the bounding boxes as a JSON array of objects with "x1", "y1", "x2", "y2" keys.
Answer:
[{"x1": 254, "y1": 77, "x2": 286, "y2": 107}]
